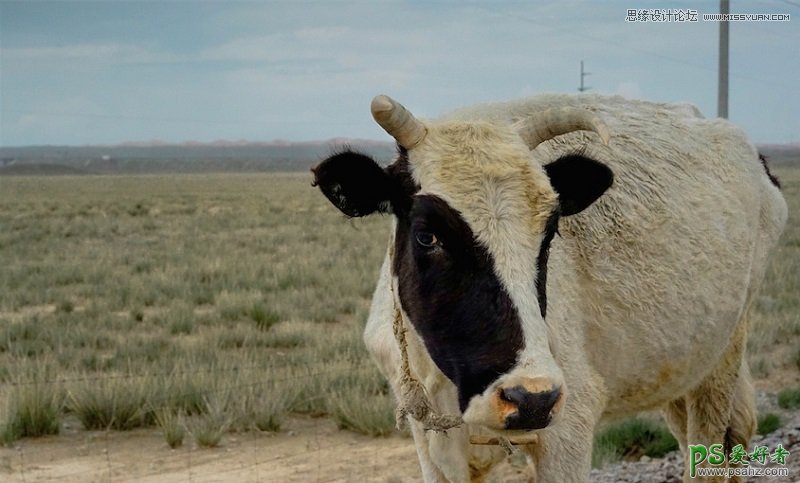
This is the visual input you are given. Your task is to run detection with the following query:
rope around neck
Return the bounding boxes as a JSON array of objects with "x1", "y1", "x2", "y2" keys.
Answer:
[
  {"x1": 390, "y1": 300, "x2": 463, "y2": 432},
  {"x1": 390, "y1": 302, "x2": 519, "y2": 455},
  {"x1": 387, "y1": 247, "x2": 517, "y2": 454},
  {"x1": 386, "y1": 241, "x2": 462, "y2": 432}
]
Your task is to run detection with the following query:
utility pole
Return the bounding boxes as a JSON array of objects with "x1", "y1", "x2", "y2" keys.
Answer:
[
  {"x1": 579, "y1": 60, "x2": 591, "y2": 92},
  {"x1": 718, "y1": 0, "x2": 730, "y2": 118}
]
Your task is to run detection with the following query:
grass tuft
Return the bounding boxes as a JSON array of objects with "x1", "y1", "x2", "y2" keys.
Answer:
[
  {"x1": 58, "y1": 300, "x2": 75, "y2": 313},
  {"x1": 327, "y1": 368, "x2": 396, "y2": 437},
  {"x1": 154, "y1": 408, "x2": 185, "y2": 448},
  {"x1": 757, "y1": 412, "x2": 782, "y2": 435},
  {"x1": 592, "y1": 417, "x2": 678, "y2": 468},
  {"x1": 249, "y1": 303, "x2": 280, "y2": 331},
  {"x1": 777, "y1": 386, "x2": 800, "y2": 409},
  {"x1": 187, "y1": 396, "x2": 230, "y2": 448},
  {"x1": 2, "y1": 382, "x2": 62, "y2": 444},
  {"x1": 168, "y1": 311, "x2": 195, "y2": 336},
  {"x1": 231, "y1": 383, "x2": 293, "y2": 433},
  {"x1": 68, "y1": 376, "x2": 154, "y2": 431}
]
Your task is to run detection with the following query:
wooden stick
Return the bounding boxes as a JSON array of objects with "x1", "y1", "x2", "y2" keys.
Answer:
[{"x1": 469, "y1": 434, "x2": 539, "y2": 446}]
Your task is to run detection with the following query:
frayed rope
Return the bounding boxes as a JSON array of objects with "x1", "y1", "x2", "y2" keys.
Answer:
[
  {"x1": 391, "y1": 305, "x2": 463, "y2": 432},
  {"x1": 386, "y1": 248, "x2": 517, "y2": 454}
]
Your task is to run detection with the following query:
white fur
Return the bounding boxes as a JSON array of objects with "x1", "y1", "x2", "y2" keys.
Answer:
[{"x1": 364, "y1": 94, "x2": 787, "y2": 482}]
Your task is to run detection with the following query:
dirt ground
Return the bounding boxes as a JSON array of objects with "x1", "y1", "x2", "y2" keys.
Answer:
[
  {"x1": 0, "y1": 414, "x2": 538, "y2": 482},
  {"x1": 3, "y1": 391, "x2": 794, "y2": 482},
  {"x1": 0, "y1": 416, "x2": 427, "y2": 483}
]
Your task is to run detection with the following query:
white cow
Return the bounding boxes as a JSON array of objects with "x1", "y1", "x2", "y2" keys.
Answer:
[{"x1": 313, "y1": 94, "x2": 787, "y2": 482}]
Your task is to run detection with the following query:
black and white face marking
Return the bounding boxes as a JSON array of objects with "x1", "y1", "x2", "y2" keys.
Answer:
[
  {"x1": 535, "y1": 208, "x2": 560, "y2": 318},
  {"x1": 392, "y1": 194, "x2": 524, "y2": 411},
  {"x1": 312, "y1": 147, "x2": 613, "y2": 418}
]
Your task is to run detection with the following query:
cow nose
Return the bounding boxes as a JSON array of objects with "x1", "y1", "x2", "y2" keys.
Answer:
[{"x1": 498, "y1": 384, "x2": 562, "y2": 430}]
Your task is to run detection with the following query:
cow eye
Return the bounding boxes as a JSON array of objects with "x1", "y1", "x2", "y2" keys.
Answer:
[{"x1": 415, "y1": 231, "x2": 439, "y2": 248}]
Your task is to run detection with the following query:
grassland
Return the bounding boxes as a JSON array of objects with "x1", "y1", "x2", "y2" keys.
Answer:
[
  {"x1": 0, "y1": 173, "x2": 394, "y2": 444},
  {"x1": 0, "y1": 168, "x2": 798, "y2": 463}
]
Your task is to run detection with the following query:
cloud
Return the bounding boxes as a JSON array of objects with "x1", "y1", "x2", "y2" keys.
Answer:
[
  {"x1": 2, "y1": 42, "x2": 180, "y2": 65},
  {"x1": 8, "y1": 96, "x2": 107, "y2": 145},
  {"x1": 1, "y1": 1, "x2": 797, "y2": 145}
]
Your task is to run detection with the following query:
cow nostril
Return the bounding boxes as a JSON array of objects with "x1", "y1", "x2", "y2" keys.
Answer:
[
  {"x1": 544, "y1": 386, "x2": 561, "y2": 408},
  {"x1": 501, "y1": 385, "x2": 562, "y2": 430},
  {"x1": 500, "y1": 386, "x2": 528, "y2": 407}
]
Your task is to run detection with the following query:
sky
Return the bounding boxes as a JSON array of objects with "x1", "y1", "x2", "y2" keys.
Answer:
[{"x1": 0, "y1": 0, "x2": 798, "y2": 146}]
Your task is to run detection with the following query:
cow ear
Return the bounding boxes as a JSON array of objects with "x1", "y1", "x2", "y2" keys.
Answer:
[
  {"x1": 544, "y1": 154, "x2": 613, "y2": 216},
  {"x1": 312, "y1": 150, "x2": 393, "y2": 217}
]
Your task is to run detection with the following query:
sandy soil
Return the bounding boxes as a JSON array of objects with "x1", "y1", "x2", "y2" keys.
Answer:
[
  {"x1": 4, "y1": 409, "x2": 796, "y2": 482},
  {"x1": 0, "y1": 416, "x2": 426, "y2": 483}
]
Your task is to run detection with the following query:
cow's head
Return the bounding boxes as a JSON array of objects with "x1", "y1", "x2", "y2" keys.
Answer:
[{"x1": 313, "y1": 95, "x2": 612, "y2": 432}]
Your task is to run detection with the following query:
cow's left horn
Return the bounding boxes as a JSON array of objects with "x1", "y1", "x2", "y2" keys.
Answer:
[
  {"x1": 371, "y1": 95, "x2": 427, "y2": 149},
  {"x1": 518, "y1": 108, "x2": 610, "y2": 150}
]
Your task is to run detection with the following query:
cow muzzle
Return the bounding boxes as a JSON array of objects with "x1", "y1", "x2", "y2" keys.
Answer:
[
  {"x1": 500, "y1": 383, "x2": 562, "y2": 430},
  {"x1": 463, "y1": 376, "x2": 564, "y2": 431}
]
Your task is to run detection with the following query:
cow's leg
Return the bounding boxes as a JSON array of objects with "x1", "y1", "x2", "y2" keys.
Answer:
[
  {"x1": 410, "y1": 421, "x2": 508, "y2": 483},
  {"x1": 684, "y1": 319, "x2": 753, "y2": 483},
  {"x1": 661, "y1": 397, "x2": 689, "y2": 477},
  {"x1": 729, "y1": 362, "x2": 756, "y2": 453},
  {"x1": 525, "y1": 399, "x2": 599, "y2": 483},
  {"x1": 527, "y1": 422, "x2": 594, "y2": 482},
  {"x1": 464, "y1": 429, "x2": 509, "y2": 483},
  {"x1": 725, "y1": 362, "x2": 757, "y2": 483},
  {"x1": 407, "y1": 420, "x2": 451, "y2": 482}
]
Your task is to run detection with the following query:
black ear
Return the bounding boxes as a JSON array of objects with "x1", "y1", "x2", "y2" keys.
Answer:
[
  {"x1": 312, "y1": 150, "x2": 393, "y2": 217},
  {"x1": 544, "y1": 154, "x2": 613, "y2": 216}
]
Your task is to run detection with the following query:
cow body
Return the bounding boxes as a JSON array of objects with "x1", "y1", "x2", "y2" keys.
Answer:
[{"x1": 315, "y1": 94, "x2": 787, "y2": 482}]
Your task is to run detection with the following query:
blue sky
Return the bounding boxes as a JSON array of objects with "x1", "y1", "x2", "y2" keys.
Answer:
[{"x1": 1, "y1": 0, "x2": 798, "y2": 146}]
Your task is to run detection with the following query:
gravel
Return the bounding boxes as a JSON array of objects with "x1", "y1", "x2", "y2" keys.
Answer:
[{"x1": 590, "y1": 396, "x2": 800, "y2": 483}]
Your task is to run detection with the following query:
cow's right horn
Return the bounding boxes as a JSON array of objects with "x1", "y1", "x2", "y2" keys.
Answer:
[
  {"x1": 517, "y1": 108, "x2": 610, "y2": 150},
  {"x1": 371, "y1": 95, "x2": 427, "y2": 149}
]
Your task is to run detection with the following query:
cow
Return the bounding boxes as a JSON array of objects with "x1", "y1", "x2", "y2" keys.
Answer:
[{"x1": 312, "y1": 93, "x2": 787, "y2": 482}]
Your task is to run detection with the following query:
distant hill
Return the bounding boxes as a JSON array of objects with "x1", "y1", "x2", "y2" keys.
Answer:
[
  {"x1": 758, "y1": 144, "x2": 800, "y2": 166},
  {"x1": 0, "y1": 139, "x2": 396, "y2": 175},
  {"x1": 1, "y1": 140, "x2": 796, "y2": 176},
  {"x1": 0, "y1": 163, "x2": 89, "y2": 176}
]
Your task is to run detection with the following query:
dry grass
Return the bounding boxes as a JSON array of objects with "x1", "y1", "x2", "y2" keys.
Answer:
[
  {"x1": 153, "y1": 407, "x2": 186, "y2": 448},
  {"x1": 0, "y1": 167, "x2": 797, "y2": 449},
  {"x1": 1, "y1": 362, "x2": 62, "y2": 444},
  {"x1": 746, "y1": 167, "x2": 800, "y2": 388},
  {"x1": 0, "y1": 173, "x2": 390, "y2": 444}
]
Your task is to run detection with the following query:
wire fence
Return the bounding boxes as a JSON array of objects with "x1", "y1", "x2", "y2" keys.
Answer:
[
  {"x1": 0, "y1": 364, "x2": 418, "y2": 483},
  {"x1": 0, "y1": 362, "x2": 369, "y2": 388}
]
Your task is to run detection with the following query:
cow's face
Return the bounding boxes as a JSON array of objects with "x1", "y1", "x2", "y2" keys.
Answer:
[{"x1": 313, "y1": 96, "x2": 612, "y2": 432}]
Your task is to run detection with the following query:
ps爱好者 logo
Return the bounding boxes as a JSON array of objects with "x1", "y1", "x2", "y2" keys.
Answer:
[{"x1": 688, "y1": 443, "x2": 790, "y2": 478}]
